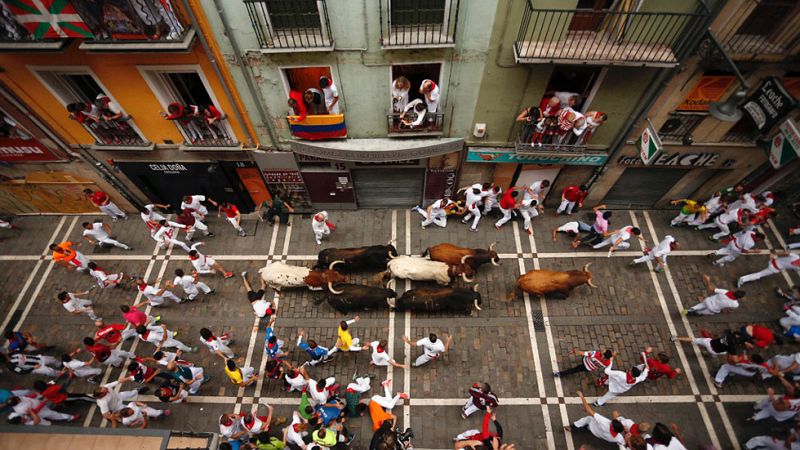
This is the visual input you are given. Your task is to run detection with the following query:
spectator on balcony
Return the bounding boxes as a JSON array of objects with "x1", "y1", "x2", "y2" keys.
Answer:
[
  {"x1": 198, "y1": 105, "x2": 226, "y2": 141},
  {"x1": 556, "y1": 108, "x2": 586, "y2": 142},
  {"x1": 554, "y1": 91, "x2": 580, "y2": 109},
  {"x1": 580, "y1": 111, "x2": 607, "y2": 144},
  {"x1": 419, "y1": 79, "x2": 440, "y2": 114},
  {"x1": 319, "y1": 76, "x2": 340, "y2": 114},
  {"x1": 391, "y1": 76, "x2": 411, "y2": 113},
  {"x1": 303, "y1": 88, "x2": 326, "y2": 115},
  {"x1": 516, "y1": 105, "x2": 542, "y2": 143},
  {"x1": 540, "y1": 96, "x2": 562, "y2": 119},
  {"x1": 400, "y1": 99, "x2": 427, "y2": 129},
  {"x1": 140, "y1": 0, "x2": 185, "y2": 41},
  {"x1": 67, "y1": 101, "x2": 100, "y2": 128},
  {"x1": 288, "y1": 90, "x2": 307, "y2": 123},
  {"x1": 161, "y1": 103, "x2": 203, "y2": 143}
]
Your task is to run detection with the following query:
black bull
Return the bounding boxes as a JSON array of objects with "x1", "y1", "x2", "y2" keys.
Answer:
[
  {"x1": 316, "y1": 245, "x2": 399, "y2": 272},
  {"x1": 394, "y1": 286, "x2": 482, "y2": 314},
  {"x1": 314, "y1": 283, "x2": 397, "y2": 313}
]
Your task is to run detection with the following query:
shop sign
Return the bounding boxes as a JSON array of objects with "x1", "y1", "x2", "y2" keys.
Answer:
[
  {"x1": 264, "y1": 170, "x2": 304, "y2": 183},
  {"x1": 638, "y1": 123, "x2": 663, "y2": 165},
  {"x1": 0, "y1": 138, "x2": 62, "y2": 163},
  {"x1": 425, "y1": 168, "x2": 458, "y2": 200},
  {"x1": 147, "y1": 163, "x2": 189, "y2": 174},
  {"x1": 768, "y1": 119, "x2": 800, "y2": 169},
  {"x1": 618, "y1": 151, "x2": 732, "y2": 168},
  {"x1": 466, "y1": 148, "x2": 607, "y2": 166},
  {"x1": 261, "y1": 169, "x2": 312, "y2": 210},
  {"x1": 742, "y1": 77, "x2": 797, "y2": 133},
  {"x1": 677, "y1": 75, "x2": 736, "y2": 111}
]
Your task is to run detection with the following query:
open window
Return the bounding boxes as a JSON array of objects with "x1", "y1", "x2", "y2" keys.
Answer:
[
  {"x1": 282, "y1": 66, "x2": 346, "y2": 140},
  {"x1": 141, "y1": 68, "x2": 235, "y2": 147},
  {"x1": 32, "y1": 68, "x2": 148, "y2": 147},
  {"x1": 388, "y1": 63, "x2": 443, "y2": 135},
  {"x1": 569, "y1": 0, "x2": 615, "y2": 32}
]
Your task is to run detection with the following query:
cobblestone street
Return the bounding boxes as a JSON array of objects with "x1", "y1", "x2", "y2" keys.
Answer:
[{"x1": 1, "y1": 208, "x2": 798, "y2": 450}]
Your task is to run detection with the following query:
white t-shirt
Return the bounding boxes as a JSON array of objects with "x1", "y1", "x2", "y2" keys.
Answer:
[
  {"x1": 429, "y1": 199, "x2": 453, "y2": 216},
  {"x1": 391, "y1": 80, "x2": 409, "y2": 112},
  {"x1": 653, "y1": 236, "x2": 675, "y2": 258},
  {"x1": 312, "y1": 211, "x2": 330, "y2": 234},
  {"x1": 121, "y1": 402, "x2": 144, "y2": 427},
  {"x1": 96, "y1": 382, "x2": 124, "y2": 414},
  {"x1": 610, "y1": 226, "x2": 634, "y2": 243},
  {"x1": 421, "y1": 80, "x2": 440, "y2": 112},
  {"x1": 558, "y1": 221, "x2": 580, "y2": 234},
  {"x1": 173, "y1": 275, "x2": 196, "y2": 291},
  {"x1": 464, "y1": 185, "x2": 488, "y2": 210},
  {"x1": 416, "y1": 337, "x2": 445, "y2": 357},
  {"x1": 141, "y1": 325, "x2": 166, "y2": 344},
  {"x1": 702, "y1": 289, "x2": 739, "y2": 313},
  {"x1": 284, "y1": 412, "x2": 308, "y2": 447},
  {"x1": 202, "y1": 336, "x2": 233, "y2": 358},
  {"x1": 774, "y1": 253, "x2": 800, "y2": 270},
  {"x1": 323, "y1": 83, "x2": 339, "y2": 114},
  {"x1": 83, "y1": 223, "x2": 109, "y2": 241},
  {"x1": 252, "y1": 299, "x2": 272, "y2": 318},
  {"x1": 219, "y1": 416, "x2": 244, "y2": 439},
  {"x1": 730, "y1": 230, "x2": 756, "y2": 252},
  {"x1": 142, "y1": 204, "x2": 165, "y2": 222},
  {"x1": 370, "y1": 341, "x2": 391, "y2": 366},
  {"x1": 307, "y1": 378, "x2": 331, "y2": 404},
  {"x1": 181, "y1": 196, "x2": 207, "y2": 215},
  {"x1": 285, "y1": 371, "x2": 307, "y2": 390},
  {"x1": 718, "y1": 208, "x2": 743, "y2": 225},
  {"x1": 605, "y1": 364, "x2": 648, "y2": 394},
  {"x1": 61, "y1": 293, "x2": 88, "y2": 313},
  {"x1": 582, "y1": 413, "x2": 625, "y2": 445}
]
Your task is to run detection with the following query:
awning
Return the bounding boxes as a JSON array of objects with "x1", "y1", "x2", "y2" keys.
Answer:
[{"x1": 290, "y1": 138, "x2": 464, "y2": 162}]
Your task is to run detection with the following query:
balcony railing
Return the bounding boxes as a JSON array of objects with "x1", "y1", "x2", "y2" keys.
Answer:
[
  {"x1": 387, "y1": 112, "x2": 444, "y2": 136},
  {"x1": 719, "y1": 31, "x2": 800, "y2": 60},
  {"x1": 514, "y1": 1, "x2": 710, "y2": 67},
  {"x1": 380, "y1": 0, "x2": 460, "y2": 48},
  {"x1": 245, "y1": 0, "x2": 334, "y2": 52},
  {"x1": 657, "y1": 113, "x2": 704, "y2": 142},
  {"x1": 0, "y1": 0, "x2": 192, "y2": 49}
]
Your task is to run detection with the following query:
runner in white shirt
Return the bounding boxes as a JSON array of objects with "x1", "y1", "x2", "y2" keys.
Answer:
[
  {"x1": 697, "y1": 207, "x2": 747, "y2": 240},
  {"x1": 285, "y1": 365, "x2": 309, "y2": 392},
  {"x1": 564, "y1": 390, "x2": 625, "y2": 446},
  {"x1": 312, "y1": 211, "x2": 331, "y2": 245},
  {"x1": 283, "y1": 411, "x2": 309, "y2": 449},
  {"x1": 745, "y1": 425, "x2": 800, "y2": 450},
  {"x1": 594, "y1": 352, "x2": 649, "y2": 406},
  {"x1": 729, "y1": 192, "x2": 759, "y2": 213},
  {"x1": 363, "y1": 339, "x2": 408, "y2": 369},
  {"x1": 180, "y1": 194, "x2": 217, "y2": 221},
  {"x1": 551, "y1": 220, "x2": 590, "y2": 242},
  {"x1": 166, "y1": 268, "x2": 213, "y2": 301},
  {"x1": 403, "y1": 333, "x2": 451, "y2": 367},
  {"x1": 461, "y1": 184, "x2": 489, "y2": 232},
  {"x1": 592, "y1": 225, "x2": 643, "y2": 257},
  {"x1": 242, "y1": 271, "x2": 273, "y2": 318},
  {"x1": 189, "y1": 242, "x2": 233, "y2": 277},
  {"x1": 87, "y1": 262, "x2": 128, "y2": 289},
  {"x1": 519, "y1": 198, "x2": 539, "y2": 236},
  {"x1": 7, "y1": 396, "x2": 77, "y2": 426},
  {"x1": 631, "y1": 235, "x2": 678, "y2": 272},
  {"x1": 413, "y1": 197, "x2": 455, "y2": 229},
  {"x1": 114, "y1": 401, "x2": 169, "y2": 428},
  {"x1": 141, "y1": 203, "x2": 167, "y2": 223},
  {"x1": 94, "y1": 381, "x2": 141, "y2": 421},
  {"x1": 81, "y1": 221, "x2": 131, "y2": 250},
  {"x1": 307, "y1": 376, "x2": 337, "y2": 405},
  {"x1": 133, "y1": 278, "x2": 183, "y2": 306},
  {"x1": 136, "y1": 323, "x2": 195, "y2": 352},
  {"x1": 153, "y1": 219, "x2": 191, "y2": 253},
  {"x1": 200, "y1": 327, "x2": 235, "y2": 359},
  {"x1": 711, "y1": 229, "x2": 763, "y2": 266},
  {"x1": 738, "y1": 252, "x2": 800, "y2": 287},
  {"x1": 61, "y1": 352, "x2": 102, "y2": 378},
  {"x1": 482, "y1": 184, "x2": 502, "y2": 215},
  {"x1": 685, "y1": 274, "x2": 745, "y2": 316},
  {"x1": 525, "y1": 180, "x2": 550, "y2": 200},
  {"x1": 689, "y1": 192, "x2": 724, "y2": 226},
  {"x1": 57, "y1": 290, "x2": 100, "y2": 321}
]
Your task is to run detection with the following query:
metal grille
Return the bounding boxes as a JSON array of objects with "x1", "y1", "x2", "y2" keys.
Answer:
[
  {"x1": 351, "y1": 169, "x2": 425, "y2": 208},
  {"x1": 718, "y1": 0, "x2": 800, "y2": 59},
  {"x1": 380, "y1": 0, "x2": 460, "y2": 48},
  {"x1": 245, "y1": 0, "x2": 333, "y2": 50},
  {"x1": 386, "y1": 111, "x2": 444, "y2": 134},
  {"x1": 603, "y1": 168, "x2": 690, "y2": 208},
  {"x1": 658, "y1": 113, "x2": 704, "y2": 142},
  {"x1": 514, "y1": 1, "x2": 710, "y2": 67}
]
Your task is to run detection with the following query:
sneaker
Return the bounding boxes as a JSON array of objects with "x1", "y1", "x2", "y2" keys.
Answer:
[
  {"x1": 410, "y1": 205, "x2": 420, "y2": 212},
  {"x1": 553, "y1": 371, "x2": 560, "y2": 377},
  {"x1": 203, "y1": 375, "x2": 210, "y2": 383},
  {"x1": 736, "y1": 279, "x2": 744, "y2": 288},
  {"x1": 163, "y1": 409, "x2": 172, "y2": 418},
  {"x1": 208, "y1": 290, "x2": 216, "y2": 295},
  {"x1": 207, "y1": 233, "x2": 215, "y2": 237},
  {"x1": 238, "y1": 231, "x2": 246, "y2": 237},
  {"x1": 137, "y1": 387, "x2": 150, "y2": 395},
  {"x1": 591, "y1": 401, "x2": 600, "y2": 407},
  {"x1": 87, "y1": 375, "x2": 101, "y2": 385},
  {"x1": 461, "y1": 412, "x2": 467, "y2": 419},
  {"x1": 398, "y1": 392, "x2": 409, "y2": 400},
  {"x1": 183, "y1": 297, "x2": 193, "y2": 303},
  {"x1": 224, "y1": 272, "x2": 234, "y2": 279},
  {"x1": 70, "y1": 414, "x2": 80, "y2": 422},
  {"x1": 381, "y1": 379, "x2": 392, "y2": 388},
  {"x1": 669, "y1": 335, "x2": 677, "y2": 342},
  {"x1": 681, "y1": 309, "x2": 688, "y2": 315},
  {"x1": 241, "y1": 271, "x2": 248, "y2": 278},
  {"x1": 189, "y1": 346, "x2": 198, "y2": 353},
  {"x1": 461, "y1": 219, "x2": 469, "y2": 224},
  {"x1": 469, "y1": 227, "x2": 478, "y2": 232},
  {"x1": 714, "y1": 381, "x2": 723, "y2": 389}
]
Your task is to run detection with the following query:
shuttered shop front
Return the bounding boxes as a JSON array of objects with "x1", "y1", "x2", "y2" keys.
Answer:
[
  {"x1": 351, "y1": 168, "x2": 425, "y2": 208},
  {"x1": 602, "y1": 168, "x2": 689, "y2": 208}
]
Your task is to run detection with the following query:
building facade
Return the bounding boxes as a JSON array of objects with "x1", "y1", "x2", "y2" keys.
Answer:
[{"x1": 0, "y1": 0, "x2": 270, "y2": 214}]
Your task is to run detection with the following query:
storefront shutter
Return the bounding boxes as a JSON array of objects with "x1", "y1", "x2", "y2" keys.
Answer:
[
  {"x1": 351, "y1": 168, "x2": 425, "y2": 208},
  {"x1": 602, "y1": 167, "x2": 689, "y2": 208}
]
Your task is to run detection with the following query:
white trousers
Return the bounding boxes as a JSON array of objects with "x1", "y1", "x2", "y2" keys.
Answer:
[
  {"x1": 595, "y1": 390, "x2": 620, "y2": 406},
  {"x1": 99, "y1": 202, "x2": 126, "y2": 220},
  {"x1": 39, "y1": 406, "x2": 74, "y2": 422},
  {"x1": 495, "y1": 207, "x2": 513, "y2": 228},
  {"x1": 370, "y1": 383, "x2": 400, "y2": 410},
  {"x1": 670, "y1": 212, "x2": 694, "y2": 226},
  {"x1": 779, "y1": 311, "x2": 800, "y2": 330},
  {"x1": 593, "y1": 238, "x2": 629, "y2": 250},
  {"x1": 346, "y1": 376, "x2": 371, "y2": 393},
  {"x1": 147, "y1": 291, "x2": 182, "y2": 306},
  {"x1": 69, "y1": 298, "x2": 101, "y2": 321},
  {"x1": 692, "y1": 337, "x2": 726, "y2": 356},
  {"x1": 521, "y1": 209, "x2": 536, "y2": 231},
  {"x1": 714, "y1": 364, "x2": 758, "y2": 385},
  {"x1": 183, "y1": 282, "x2": 212, "y2": 299},
  {"x1": 714, "y1": 243, "x2": 742, "y2": 265},
  {"x1": 557, "y1": 199, "x2": 576, "y2": 215},
  {"x1": 462, "y1": 206, "x2": 481, "y2": 230},
  {"x1": 72, "y1": 365, "x2": 102, "y2": 378},
  {"x1": 745, "y1": 435, "x2": 794, "y2": 450},
  {"x1": 687, "y1": 300, "x2": 719, "y2": 316},
  {"x1": 185, "y1": 220, "x2": 209, "y2": 240},
  {"x1": 159, "y1": 238, "x2": 191, "y2": 253},
  {"x1": 413, "y1": 352, "x2": 438, "y2": 367},
  {"x1": 483, "y1": 197, "x2": 499, "y2": 214},
  {"x1": 160, "y1": 336, "x2": 193, "y2": 352},
  {"x1": 104, "y1": 349, "x2": 136, "y2": 367},
  {"x1": 419, "y1": 209, "x2": 447, "y2": 228},
  {"x1": 738, "y1": 264, "x2": 781, "y2": 286},
  {"x1": 462, "y1": 397, "x2": 481, "y2": 417},
  {"x1": 753, "y1": 397, "x2": 798, "y2": 422},
  {"x1": 227, "y1": 217, "x2": 245, "y2": 233},
  {"x1": 632, "y1": 253, "x2": 657, "y2": 265},
  {"x1": 98, "y1": 237, "x2": 130, "y2": 250},
  {"x1": 314, "y1": 228, "x2": 330, "y2": 244},
  {"x1": 187, "y1": 366, "x2": 205, "y2": 394}
]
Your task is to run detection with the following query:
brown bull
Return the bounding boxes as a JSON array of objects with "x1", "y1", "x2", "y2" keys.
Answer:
[
  {"x1": 303, "y1": 261, "x2": 348, "y2": 289},
  {"x1": 511, "y1": 263, "x2": 597, "y2": 299},
  {"x1": 424, "y1": 242, "x2": 500, "y2": 271}
]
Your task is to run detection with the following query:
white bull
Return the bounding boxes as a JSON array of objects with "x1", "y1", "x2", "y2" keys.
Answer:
[
  {"x1": 383, "y1": 255, "x2": 461, "y2": 285},
  {"x1": 258, "y1": 260, "x2": 343, "y2": 291}
]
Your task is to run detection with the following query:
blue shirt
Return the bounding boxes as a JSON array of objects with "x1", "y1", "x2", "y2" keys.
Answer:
[
  {"x1": 316, "y1": 403, "x2": 342, "y2": 425},
  {"x1": 6, "y1": 332, "x2": 27, "y2": 352},
  {"x1": 265, "y1": 327, "x2": 280, "y2": 359},
  {"x1": 298, "y1": 342, "x2": 328, "y2": 359}
]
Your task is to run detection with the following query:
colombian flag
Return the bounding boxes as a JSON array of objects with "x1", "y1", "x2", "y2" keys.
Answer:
[{"x1": 288, "y1": 114, "x2": 347, "y2": 141}]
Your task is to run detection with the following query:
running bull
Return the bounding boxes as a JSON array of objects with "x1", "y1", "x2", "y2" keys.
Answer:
[
  {"x1": 375, "y1": 255, "x2": 476, "y2": 286},
  {"x1": 316, "y1": 241, "x2": 399, "y2": 272},
  {"x1": 259, "y1": 261, "x2": 347, "y2": 291},
  {"x1": 511, "y1": 263, "x2": 597, "y2": 299},
  {"x1": 315, "y1": 280, "x2": 398, "y2": 313},
  {"x1": 393, "y1": 284, "x2": 482, "y2": 314},
  {"x1": 424, "y1": 242, "x2": 501, "y2": 272}
]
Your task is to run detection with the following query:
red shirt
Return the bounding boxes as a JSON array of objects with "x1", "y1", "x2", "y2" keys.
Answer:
[
  {"x1": 95, "y1": 323, "x2": 126, "y2": 345},
  {"x1": 221, "y1": 204, "x2": 239, "y2": 219},
  {"x1": 40, "y1": 384, "x2": 67, "y2": 405},
  {"x1": 90, "y1": 191, "x2": 109, "y2": 206},
  {"x1": 176, "y1": 210, "x2": 196, "y2": 227},
  {"x1": 85, "y1": 343, "x2": 112, "y2": 362},
  {"x1": 123, "y1": 306, "x2": 148, "y2": 327},
  {"x1": 644, "y1": 357, "x2": 679, "y2": 380},
  {"x1": 499, "y1": 190, "x2": 516, "y2": 210},
  {"x1": 562, "y1": 185, "x2": 587, "y2": 203},
  {"x1": 750, "y1": 325, "x2": 774, "y2": 349}
]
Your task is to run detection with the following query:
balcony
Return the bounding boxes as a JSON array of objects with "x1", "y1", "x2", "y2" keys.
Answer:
[
  {"x1": 161, "y1": 113, "x2": 238, "y2": 149},
  {"x1": 380, "y1": 0, "x2": 460, "y2": 49},
  {"x1": 514, "y1": 1, "x2": 711, "y2": 67},
  {"x1": 287, "y1": 114, "x2": 347, "y2": 141},
  {"x1": 715, "y1": 0, "x2": 800, "y2": 61},
  {"x1": 387, "y1": 112, "x2": 444, "y2": 137},
  {"x1": 245, "y1": 0, "x2": 334, "y2": 53},
  {"x1": 0, "y1": 0, "x2": 193, "y2": 51}
]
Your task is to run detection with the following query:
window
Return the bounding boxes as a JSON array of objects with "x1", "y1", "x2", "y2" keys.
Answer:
[
  {"x1": 33, "y1": 69, "x2": 146, "y2": 146},
  {"x1": 737, "y1": 0, "x2": 796, "y2": 36},
  {"x1": 391, "y1": 0, "x2": 446, "y2": 26},
  {"x1": 542, "y1": 66, "x2": 603, "y2": 112},
  {"x1": 142, "y1": 69, "x2": 235, "y2": 146},
  {"x1": 388, "y1": 63, "x2": 443, "y2": 134},
  {"x1": 244, "y1": 0, "x2": 332, "y2": 50},
  {"x1": 284, "y1": 66, "x2": 336, "y2": 115},
  {"x1": 266, "y1": 1, "x2": 320, "y2": 29},
  {"x1": 721, "y1": 117, "x2": 761, "y2": 143},
  {"x1": 570, "y1": 0, "x2": 615, "y2": 32},
  {"x1": 658, "y1": 113, "x2": 704, "y2": 142}
]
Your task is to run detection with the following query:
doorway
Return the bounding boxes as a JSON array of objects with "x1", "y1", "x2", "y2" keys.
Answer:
[
  {"x1": 542, "y1": 66, "x2": 603, "y2": 112},
  {"x1": 569, "y1": 0, "x2": 615, "y2": 32},
  {"x1": 351, "y1": 168, "x2": 425, "y2": 208}
]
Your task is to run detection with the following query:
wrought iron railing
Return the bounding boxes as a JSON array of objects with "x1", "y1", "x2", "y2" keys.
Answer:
[
  {"x1": 245, "y1": 0, "x2": 333, "y2": 50},
  {"x1": 657, "y1": 113, "x2": 705, "y2": 142},
  {"x1": 719, "y1": 30, "x2": 800, "y2": 59},
  {"x1": 514, "y1": 1, "x2": 710, "y2": 66},
  {"x1": 387, "y1": 111, "x2": 444, "y2": 134},
  {"x1": 380, "y1": 0, "x2": 460, "y2": 48},
  {"x1": 720, "y1": 129, "x2": 760, "y2": 143},
  {"x1": 515, "y1": 132, "x2": 592, "y2": 153},
  {"x1": 169, "y1": 117, "x2": 236, "y2": 147},
  {"x1": 83, "y1": 118, "x2": 149, "y2": 147}
]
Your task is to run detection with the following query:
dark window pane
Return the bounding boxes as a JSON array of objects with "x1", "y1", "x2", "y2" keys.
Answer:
[
  {"x1": 267, "y1": 0, "x2": 320, "y2": 29},
  {"x1": 391, "y1": 0, "x2": 445, "y2": 25},
  {"x1": 66, "y1": 75, "x2": 104, "y2": 100},
  {"x1": 165, "y1": 73, "x2": 213, "y2": 105},
  {"x1": 737, "y1": 0, "x2": 795, "y2": 36}
]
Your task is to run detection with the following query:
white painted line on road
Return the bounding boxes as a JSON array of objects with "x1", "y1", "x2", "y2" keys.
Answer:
[
  {"x1": 759, "y1": 222, "x2": 795, "y2": 287},
  {"x1": 513, "y1": 221, "x2": 555, "y2": 450},
  {"x1": 388, "y1": 210, "x2": 397, "y2": 385},
  {"x1": 640, "y1": 211, "x2": 731, "y2": 450},
  {"x1": 403, "y1": 209, "x2": 411, "y2": 429}
]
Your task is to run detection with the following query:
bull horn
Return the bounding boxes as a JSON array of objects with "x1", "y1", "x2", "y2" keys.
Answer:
[
  {"x1": 329, "y1": 260, "x2": 344, "y2": 271},
  {"x1": 461, "y1": 272, "x2": 474, "y2": 283},
  {"x1": 387, "y1": 239, "x2": 396, "y2": 246},
  {"x1": 387, "y1": 278, "x2": 396, "y2": 291},
  {"x1": 583, "y1": 263, "x2": 592, "y2": 272},
  {"x1": 587, "y1": 278, "x2": 598, "y2": 288},
  {"x1": 473, "y1": 299, "x2": 482, "y2": 311},
  {"x1": 489, "y1": 241, "x2": 497, "y2": 251},
  {"x1": 327, "y1": 281, "x2": 343, "y2": 295},
  {"x1": 461, "y1": 254, "x2": 474, "y2": 264},
  {"x1": 388, "y1": 251, "x2": 396, "y2": 259},
  {"x1": 491, "y1": 256, "x2": 500, "y2": 266},
  {"x1": 473, "y1": 283, "x2": 480, "y2": 292}
]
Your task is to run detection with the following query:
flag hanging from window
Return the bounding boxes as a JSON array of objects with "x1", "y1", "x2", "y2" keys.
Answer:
[{"x1": 5, "y1": 0, "x2": 94, "y2": 39}]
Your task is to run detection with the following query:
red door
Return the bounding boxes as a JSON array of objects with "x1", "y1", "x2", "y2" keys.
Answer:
[{"x1": 300, "y1": 171, "x2": 356, "y2": 210}]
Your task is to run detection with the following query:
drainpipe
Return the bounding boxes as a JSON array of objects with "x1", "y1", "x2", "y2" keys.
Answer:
[
  {"x1": 181, "y1": 0, "x2": 260, "y2": 148},
  {"x1": 205, "y1": 0, "x2": 280, "y2": 148}
]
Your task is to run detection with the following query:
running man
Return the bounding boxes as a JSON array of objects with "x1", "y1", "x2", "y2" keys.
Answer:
[
  {"x1": 710, "y1": 229, "x2": 763, "y2": 266},
  {"x1": 461, "y1": 184, "x2": 489, "y2": 232},
  {"x1": 495, "y1": 188, "x2": 520, "y2": 230},
  {"x1": 592, "y1": 225, "x2": 643, "y2": 257},
  {"x1": 167, "y1": 268, "x2": 214, "y2": 302},
  {"x1": 136, "y1": 323, "x2": 196, "y2": 352},
  {"x1": 630, "y1": 235, "x2": 678, "y2": 273},
  {"x1": 241, "y1": 270, "x2": 274, "y2": 318},
  {"x1": 180, "y1": 194, "x2": 217, "y2": 222},
  {"x1": 737, "y1": 252, "x2": 800, "y2": 287},
  {"x1": 413, "y1": 197, "x2": 456, "y2": 229},
  {"x1": 556, "y1": 184, "x2": 588, "y2": 216},
  {"x1": 189, "y1": 242, "x2": 233, "y2": 278},
  {"x1": 87, "y1": 262, "x2": 130, "y2": 289},
  {"x1": 697, "y1": 206, "x2": 749, "y2": 241},
  {"x1": 297, "y1": 329, "x2": 335, "y2": 366},
  {"x1": 462, "y1": 382, "x2": 498, "y2": 418},
  {"x1": 330, "y1": 316, "x2": 363, "y2": 355},
  {"x1": 84, "y1": 188, "x2": 127, "y2": 221},
  {"x1": 563, "y1": 391, "x2": 625, "y2": 445},
  {"x1": 200, "y1": 327, "x2": 235, "y2": 360},
  {"x1": 133, "y1": 277, "x2": 183, "y2": 307},
  {"x1": 594, "y1": 350, "x2": 649, "y2": 406},
  {"x1": 175, "y1": 208, "x2": 213, "y2": 241},
  {"x1": 153, "y1": 219, "x2": 191, "y2": 253},
  {"x1": 50, "y1": 241, "x2": 91, "y2": 272},
  {"x1": 218, "y1": 202, "x2": 246, "y2": 237},
  {"x1": 81, "y1": 221, "x2": 132, "y2": 250},
  {"x1": 57, "y1": 290, "x2": 101, "y2": 321},
  {"x1": 363, "y1": 338, "x2": 409, "y2": 369},
  {"x1": 554, "y1": 348, "x2": 614, "y2": 378},
  {"x1": 482, "y1": 184, "x2": 502, "y2": 215},
  {"x1": 669, "y1": 198, "x2": 707, "y2": 227},
  {"x1": 402, "y1": 333, "x2": 452, "y2": 367},
  {"x1": 312, "y1": 211, "x2": 333, "y2": 245},
  {"x1": 684, "y1": 274, "x2": 745, "y2": 316}
]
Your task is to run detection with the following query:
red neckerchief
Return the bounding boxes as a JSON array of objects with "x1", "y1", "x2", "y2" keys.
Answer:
[
  {"x1": 725, "y1": 291, "x2": 737, "y2": 300},
  {"x1": 609, "y1": 424, "x2": 619, "y2": 437},
  {"x1": 630, "y1": 424, "x2": 640, "y2": 435},
  {"x1": 189, "y1": 253, "x2": 199, "y2": 260},
  {"x1": 137, "y1": 284, "x2": 147, "y2": 292},
  {"x1": 377, "y1": 346, "x2": 385, "y2": 353},
  {"x1": 626, "y1": 371, "x2": 636, "y2": 384}
]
